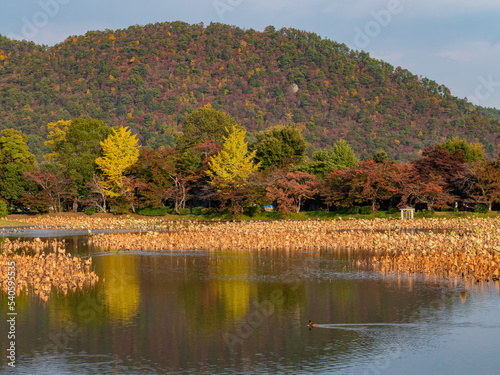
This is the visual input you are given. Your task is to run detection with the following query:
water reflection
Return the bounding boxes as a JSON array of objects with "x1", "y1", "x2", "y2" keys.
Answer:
[{"x1": 1, "y1": 243, "x2": 499, "y2": 374}]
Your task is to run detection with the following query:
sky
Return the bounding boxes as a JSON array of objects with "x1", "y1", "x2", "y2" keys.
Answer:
[{"x1": 1, "y1": 0, "x2": 500, "y2": 109}]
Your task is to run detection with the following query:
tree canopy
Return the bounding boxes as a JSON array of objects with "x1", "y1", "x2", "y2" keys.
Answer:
[
  {"x1": 441, "y1": 137, "x2": 485, "y2": 163},
  {"x1": 177, "y1": 106, "x2": 242, "y2": 150},
  {"x1": 96, "y1": 126, "x2": 140, "y2": 197},
  {"x1": 254, "y1": 125, "x2": 307, "y2": 168}
]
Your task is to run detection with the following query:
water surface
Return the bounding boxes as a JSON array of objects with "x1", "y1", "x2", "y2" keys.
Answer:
[{"x1": 1, "y1": 234, "x2": 499, "y2": 374}]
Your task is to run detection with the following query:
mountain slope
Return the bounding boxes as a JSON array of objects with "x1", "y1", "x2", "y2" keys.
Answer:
[{"x1": 0, "y1": 21, "x2": 498, "y2": 160}]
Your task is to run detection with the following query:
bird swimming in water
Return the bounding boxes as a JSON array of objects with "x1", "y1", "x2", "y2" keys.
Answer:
[{"x1": 308, "y1": 320, "x2": 318, "y2": 328}]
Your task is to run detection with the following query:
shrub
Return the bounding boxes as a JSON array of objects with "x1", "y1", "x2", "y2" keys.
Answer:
[
  {"x1": 192, "y1": 206, "x2": 203, "y2": 215},
  {"x1": 387, "y1": 207, "x2": 399, "y2": 214},
  {"x1": 360, "y1": 206, "x2": 373, "y2": 215},
  {"x1": 243, "y1": 204, "x2": 263, "y2": 217},
  {"x1": 137, "y1": 207, "x2": 169, "y2": 216},
  {"x1": 337, "y1": 206, "x2": 360, "y2": 215},
  {"x1": 110, "y1": 198, "x2": 130, "y2": 215},
  {"x1": 85, "y1": 207, "x2": 96, "y2": 216},
  {"x1": 474, "y1": 204, "x2": 489, "y2": 213},
  {"x1": 0, "y1": 201, "x2": 7, "y2": 218}
]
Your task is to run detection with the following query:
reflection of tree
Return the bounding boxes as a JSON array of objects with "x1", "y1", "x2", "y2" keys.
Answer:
[
  {"x1": 213, "y1": 253, "x2": 254, "y2": 319},
  {"x1": 182, "y1": 252, "x2": 256, "y2": 334},
  {"x1": 99, "y1": 254, "x2": 140, "y2": 322}
]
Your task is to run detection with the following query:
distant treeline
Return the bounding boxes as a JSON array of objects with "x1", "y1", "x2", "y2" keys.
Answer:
[{"x1": 1, "y1": 108, "x2": 499, "y2": 216}]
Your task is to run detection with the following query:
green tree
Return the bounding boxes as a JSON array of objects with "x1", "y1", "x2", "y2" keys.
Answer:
[
  {"x1": 0, "y1": 129, "x2": 36, "y2": 206},
  {"x1": 44, "y1": 118, "x2": 112, "y2": 209},
  {"x1": 177, "y1": 105, "x2": 242, "y2": 150},
  {"x1": 95, "y1": 126, "x2": 140, "y2": 198},
  {"x1": 372, "y1": 150, "x2": 390, "y2": 163},
  {"x1": 441, "y1": 137, "x2": 485, "y2": 163},
  {"x1": 297, "y1": 140, "x2": 358, "y2": 178},
  {"x1": 254, "y1": 125, "x2": 307, "y2": 168}
]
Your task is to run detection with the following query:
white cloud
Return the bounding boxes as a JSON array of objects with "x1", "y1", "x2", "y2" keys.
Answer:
[{"x1": 436, "y1": 40, "x2": 500, "y2": 62}]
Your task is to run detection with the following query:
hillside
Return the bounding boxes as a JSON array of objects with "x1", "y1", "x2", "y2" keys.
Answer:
[{"x1": 0, "y1": 21, "x2": 499, "y2": 160}]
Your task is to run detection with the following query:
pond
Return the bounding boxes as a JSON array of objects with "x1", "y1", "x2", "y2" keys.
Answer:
[{"x1": 1, "y1": 233, "x2": 500, "y2": 374}]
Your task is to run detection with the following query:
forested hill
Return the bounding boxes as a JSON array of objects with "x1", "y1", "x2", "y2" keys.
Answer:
[{"x1": 1, "y1": 21, "x2": 499, "y2": 160}]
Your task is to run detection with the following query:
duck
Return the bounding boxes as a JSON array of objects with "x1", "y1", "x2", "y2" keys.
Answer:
[{"x1": 308, "y1": 320, "x2": 318, "y2": 328}]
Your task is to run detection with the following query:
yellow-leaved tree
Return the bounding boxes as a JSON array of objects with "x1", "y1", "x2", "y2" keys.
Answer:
[
  {"x1": 206, "y1": 126, "x2": 259, "y2": 187},
  {"x1": 206, "y1": 126, "x2": 260, "y2": 217},
  {"x1": 44, "y1": 120, "x2": 72, "y2": 162},
  {"x1": 95, "y1": 126, "x2": 140, "y2": 199}
]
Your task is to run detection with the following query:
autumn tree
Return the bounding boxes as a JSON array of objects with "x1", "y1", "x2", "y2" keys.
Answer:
[
  {"x1": 372, "y1": 150, "x2": 390, "y2": 163},
  {"x1": 466, "y1": 160, "x2": 500, "y2": 211},
  {"x1": 45, "y1": 118, "x2": 112, "y2": 186},
  {"x1": 134, "y1": 147, "x2": 177, "y2": 209},
  {"x1": 393, "y1": 162, "x2": 456, "y2": 211},
  {"x1": 44, "y1": 120, "x2": 72, "y2": 162},
  {"x1": 44, "y1": 118, "x2": 112, "y2": 210},
  {"x1": 95, "y1": 126, "x2": 140, "y2": 200},
  {"x1": 207, "y1": 126, "x2": 260, "y2": 216},
  {"x1": 413, "y1": 145, "x2": 471, "y2": 201},
  {"x1": 23, "y1": 164, "x2": 73, "y2": 212},
  {"x1": 323, "y1": 160, "x2": 397, "y2": 212},
  {"x1": 207, "y1": 126, "x2": 259, "y2": 186},
  {"x1": 266, "y1": 170, "x2": 319, "y2": 214}
]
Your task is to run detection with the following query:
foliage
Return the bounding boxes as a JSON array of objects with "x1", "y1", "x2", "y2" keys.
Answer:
[
  {"x1": 360, "y1": 206, "x2": 373, "y2": 215},
  {"x1": 465, "y1": 160, "x2": 500, "y2": 211},
  {"x1": 441, "y1": 137, "x2": 485, "y2": 163},
  {"x1": 0, "y1": 129, "x2": 35, "y2": 165},
  {"x1": 298, "y1": 139, "x2": 358, "y2": 178},
  {"x1": 0, "y1": 129, "x2": 36, "y2": 205},
  {"x1": 474, "y1": 204, "x2": 489, "y2": 213},
  {"x1": 266, "y1": 170, "x2": 319, "y2": 214},
  {"x1": 95, "y1": 126, "x2": 140, "y2": 197},
  {"x1": 323, "y1": 160, "x2": 397, "y2": 212},
  {"x1": 137, "y1": 207, "x2": 169, "y2": 216},
  {"x1": 393, "y1": 162, "x2": 456, "y2": 211},
  {"x1": 85, "y1": 207, "x2": 96, "y2": 215},
  {"x1": 0, "y1": 201, "x2": 8, "y2": 218},
  {"x1": 177, "y1": 106, "x2": 241, "y2": 150},
  {"x1": 23, "y1": 163, "x2": 74, "y2": 212},
  {"x1": 46, "y1": 118, "x2": 112, "y2": 199},
  {"x1": 336, "y1": 206, "x2": 360, "y2": 215},
  {"x1": 207, "y1": 126, "x2": 259, "y2": 186},
  {"x1": 44, "y1": 120, "x2": 72, "y2": 162},
  {"x1": 254, "y1": 125, "x2": 307, "y2": 168},
  {"x1": 1, "y1": 22, "x2": 500, "y2": 160},
  {"x1": 372, "y1": 150, "x2": 390, "y2": 163},
  {"x1": 413, "y1": 145, "x2": 470, "y2": 200}
]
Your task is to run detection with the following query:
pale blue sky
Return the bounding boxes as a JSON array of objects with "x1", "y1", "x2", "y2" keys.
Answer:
[{"x1": 2, "y1": 0, "x2": 500, "y2": 108}]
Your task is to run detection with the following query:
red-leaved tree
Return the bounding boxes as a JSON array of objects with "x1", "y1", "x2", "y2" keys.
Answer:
[{"x1": 266, "y1": 170, "x2": 319, "y2": 214}]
